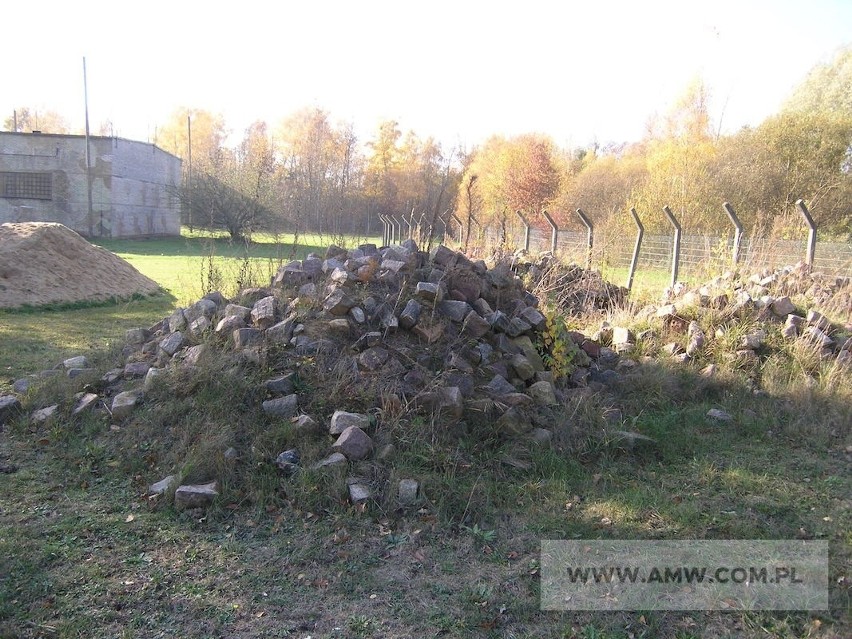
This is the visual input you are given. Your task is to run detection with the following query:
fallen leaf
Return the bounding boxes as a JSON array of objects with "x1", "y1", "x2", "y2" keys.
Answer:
[{"x1": 125, "y1": 514, "x2": 135, "y2": 523}]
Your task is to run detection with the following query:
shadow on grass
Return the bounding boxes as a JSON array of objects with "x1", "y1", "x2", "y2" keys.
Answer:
[
  {"x1": 0, "y1": 291, "x2": 175, "y2": 315},
  {"x1": 0, "y1": 293, "x2": 177, "y2": 387}
]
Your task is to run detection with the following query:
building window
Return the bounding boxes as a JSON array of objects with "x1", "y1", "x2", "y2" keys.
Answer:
[{"x1": 0, "y1": 172, "x2": 53, "y2": 200}]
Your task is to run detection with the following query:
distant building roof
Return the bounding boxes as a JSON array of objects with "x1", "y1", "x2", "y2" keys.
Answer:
[{"x1": 0, "y1": 130, "x2": 181, "y2": 161}]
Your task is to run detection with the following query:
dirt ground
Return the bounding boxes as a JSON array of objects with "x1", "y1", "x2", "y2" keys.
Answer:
[{"x1": 0, "y1": 222, "x2": 160, "y2": 309}]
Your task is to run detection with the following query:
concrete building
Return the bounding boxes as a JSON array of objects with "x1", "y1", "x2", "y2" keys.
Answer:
[{"x1": 0, "y1": 131, "x2": 182, "y2": 237}]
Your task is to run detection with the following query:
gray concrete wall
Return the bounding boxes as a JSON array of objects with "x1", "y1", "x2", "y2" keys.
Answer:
[{"x1": 0, "y1": 132, "x2": 181, "y2": 237}]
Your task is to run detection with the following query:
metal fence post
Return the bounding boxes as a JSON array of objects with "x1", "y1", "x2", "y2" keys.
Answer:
[
  {"x1": 384, "y1": 215, "x2": 391, "y2": 245},
  {"x1": 576, "y1": 208, "x2": 594, "y2": 268},
  {"x1": 722, "y1": 202, "x2": 744, "y2": 266},
  {"x1": 379, "y1": 214, "x2": 388, "y2": 246},
  {"x1": 662, "y1": 205, "x2": 682, "y2": 287},
  {"x1": 515, "y1": 210, "x2": 531, "y2": 251},
  {"x1": 796, "y1": 199, "x2": 817, "y2": 268},
  {"x1": 541, "y1": 210, "x2": 558, "y2": 253},
  {"x1": 383, "y1": 215, "x2": 392, "y2": 245},
  {"x1": 384, "y1": 215, "x2": 393, "y2": 245},
  {"x1": 627, "y1": 207, "x2": 644, "y2": 292},
  {"x1": 393, "y1": 216, "x2": 404, "y2": 245}
]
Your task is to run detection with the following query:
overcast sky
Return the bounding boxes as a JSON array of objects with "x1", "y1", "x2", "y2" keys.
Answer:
[{"x1": 2, "y1": 0, "x2": 850, "y2": 150}]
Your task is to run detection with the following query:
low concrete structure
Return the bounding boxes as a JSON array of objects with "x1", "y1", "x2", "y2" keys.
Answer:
[{"x1": 0, "y1": 132, "x2": 181, "y2": 237}]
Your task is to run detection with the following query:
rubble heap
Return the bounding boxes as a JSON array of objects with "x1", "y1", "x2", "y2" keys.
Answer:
[
  {"x1": 3, "y1": 242, "x2": 630, "y2": 509},
  {"x1": 509, "y1": 251, "x2": 628, "y2": 315},
  {"x1": 607, "y1": 262, "x2": 852, "y2": 372},
  {"x1": 131, "y1": 240, "x2": 602, "y2": 417}
]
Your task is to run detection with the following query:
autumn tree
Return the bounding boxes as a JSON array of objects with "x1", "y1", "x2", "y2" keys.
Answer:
[
  {"x1": 714, "y1": 111, "x2": 852, "y2": 233},
  {"x1": 275, "y1": 107, "x2": 362, "y2": 237},
  {"x1": 783, "y1": 45, "x2": 852, "y2": 117},
  {"x1": 558, "y1": 146, "x2": 647, "y2": 221},
  {"x1": 632, "y1": 78, "x2": 719, "y2": 230},
  {"x1": 394, "y1": 132, "x2": 458, "y2": 242},
  {"x1": 155, "y1": 107, "x2": 229, "y2": 170},
  {"x1": 364, "y1": 120, "x2": 403, "y2": 223},
  {"x1": 420, "y1": 138, "x2": 459, "y2": 248},
  {"x1": 175, "y1": 118, "x2": 283, "y2": 240},
  {"x1": 455, "y1": 134, "x2": 561, "y2": 244},
  {"x1": 362, "y1": 121, "x2": 460, "y2": 243},
  {"x1": 3, "y1": 107, "x2": 70, "y2": 133},
  {"x1": 96, "y1": 119, "x2": 116, "y2": 136},
  {"x1": 711, "y1": 47, "x2": 852, "y2": 234},
  {"x1": 236, "y1": 121, "x2": 277, "y2": 203}
]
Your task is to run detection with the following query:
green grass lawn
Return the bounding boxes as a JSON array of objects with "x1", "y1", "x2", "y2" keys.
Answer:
[
  {"x1": 0, "y1": 296, "x2": 175, "y2": 393},
  {"x1": 598, "y1": 265, "x2": 672, "y2": 296}
]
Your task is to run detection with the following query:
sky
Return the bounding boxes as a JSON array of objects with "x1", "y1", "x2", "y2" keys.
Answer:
[{"x1": 2, "y1": 0, "x2": 850, "y2": 152}]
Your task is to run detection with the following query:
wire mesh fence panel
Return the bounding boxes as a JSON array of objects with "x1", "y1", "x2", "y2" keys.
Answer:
[
  {"x1": 814, "y1": 241, "x2": 852, "y2": 274},
  {"x1": 456, "y1": 221, "x2": 852, "y2": 280},
  {"x1": 556, "y1": 230, "x2": 588, "y2": 263},
  {"x1": 529, "y1": 228, "x2": 553, "y2": 254}
]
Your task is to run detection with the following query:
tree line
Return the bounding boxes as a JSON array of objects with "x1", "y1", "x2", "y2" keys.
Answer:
[
  {"x1": 146, "y1": 108, "x2": 458, "y2": 243},
  {"x1": 5, "y1": 46, "x2": 850, "y2": 242},
  {"x1": 457, "y1": 48, "x2": 851, "y2": 240}
]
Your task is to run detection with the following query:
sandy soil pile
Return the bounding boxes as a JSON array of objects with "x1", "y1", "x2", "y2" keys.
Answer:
[{"x1": 0, "y1": 223, "x2": 160, "y2": 309}]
